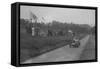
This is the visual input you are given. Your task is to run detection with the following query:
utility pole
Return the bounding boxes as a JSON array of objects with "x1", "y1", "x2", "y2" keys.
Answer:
[{"x1": 30, "y1": 11, "x2": 38, "y2": 36}]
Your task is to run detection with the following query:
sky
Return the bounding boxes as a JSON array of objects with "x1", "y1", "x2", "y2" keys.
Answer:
[{"x1": 20, "y1": 6, "x2": 95, "y2": 26}]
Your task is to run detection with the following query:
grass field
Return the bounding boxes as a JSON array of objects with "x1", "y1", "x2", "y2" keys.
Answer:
[
  {"x1": 20, "y1": 32, "x2": 72, "y2": 62},
  {"x1": 79, "y1": 35, "x2": 95, "y2": 60},
  {"x1": 20, "y1": 28, "x2": 87, "y2": 63}
]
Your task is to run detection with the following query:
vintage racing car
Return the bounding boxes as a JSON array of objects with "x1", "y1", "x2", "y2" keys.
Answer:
[{"x1": 69, "y1": 38, "x2": 80, "y2": 48}]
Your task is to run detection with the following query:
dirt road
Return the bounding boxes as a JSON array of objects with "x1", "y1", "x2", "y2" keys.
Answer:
[{"x1": 23, "y1": 35, "x2": 90, "y2": 64}]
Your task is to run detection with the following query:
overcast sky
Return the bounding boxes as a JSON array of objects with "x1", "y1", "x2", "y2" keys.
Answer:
[{"x1": 20, "y1": 6, "x2": 95, "y2": 26}]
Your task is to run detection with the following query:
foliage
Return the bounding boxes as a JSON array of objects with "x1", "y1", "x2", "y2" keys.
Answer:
[{"x1": 20, "y1": 19, "x2": 92, "y2": 36}]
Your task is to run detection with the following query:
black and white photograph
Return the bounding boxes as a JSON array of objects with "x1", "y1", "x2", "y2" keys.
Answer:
[{"x1": 19, "y1": 4, "x2": 97, "y2": 64}]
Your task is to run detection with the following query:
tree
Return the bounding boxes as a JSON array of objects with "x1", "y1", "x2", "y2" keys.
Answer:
[{"x1": 30, "y1": 11, "x2": 38, "y2": 23}]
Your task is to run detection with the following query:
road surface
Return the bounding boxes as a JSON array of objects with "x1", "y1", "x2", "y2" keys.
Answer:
[{"x1": 22, "y1": 35, "x2": 90, "y2": 64}]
